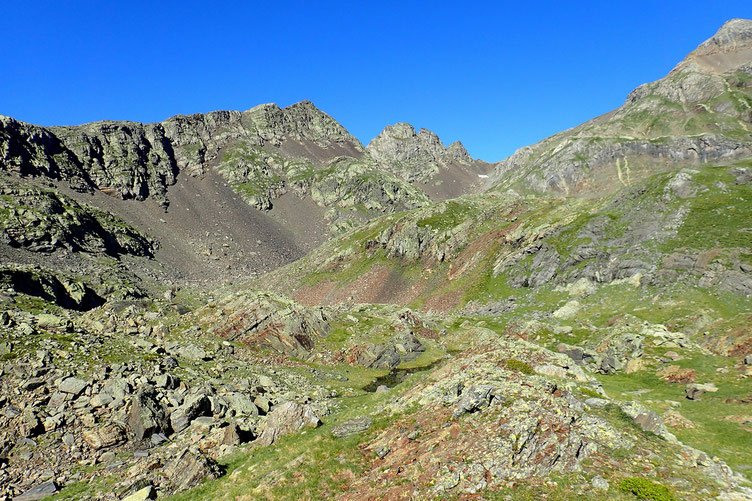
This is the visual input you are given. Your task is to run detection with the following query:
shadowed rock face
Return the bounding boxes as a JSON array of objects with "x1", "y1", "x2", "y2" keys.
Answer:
[
  {"x1": 491, "y1": 19, "x2": 752, "y2": 196},
  {"x1": 1, "y1": 101, "x2": 364, "y2": 207}
]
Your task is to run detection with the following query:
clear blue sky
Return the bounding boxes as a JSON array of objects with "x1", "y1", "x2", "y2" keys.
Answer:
[{"x1": 2, "y1": 1, "x2": 751, "y2": 161}]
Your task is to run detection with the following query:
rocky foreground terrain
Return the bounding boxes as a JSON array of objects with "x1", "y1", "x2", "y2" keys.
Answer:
[{"x1": 1, "y1": 18, "x2": 752, "y2": 501}]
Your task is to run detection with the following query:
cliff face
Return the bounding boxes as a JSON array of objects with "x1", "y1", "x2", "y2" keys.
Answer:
[{"x1": 491, "y1": 19, "x2": 752, "y2": 195}]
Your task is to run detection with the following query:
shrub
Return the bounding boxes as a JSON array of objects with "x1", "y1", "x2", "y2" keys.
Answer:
[
  {"x1": 618, "y1": 477, "x2": 677, "y2": 501},
  {"x1": 504, "y1": 358, "x2": 535, "y2": 375}
]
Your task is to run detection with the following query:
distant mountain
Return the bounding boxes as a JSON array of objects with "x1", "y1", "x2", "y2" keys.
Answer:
[{"x1": 367, "y1": 122, "x2": 492, "y2": 200}]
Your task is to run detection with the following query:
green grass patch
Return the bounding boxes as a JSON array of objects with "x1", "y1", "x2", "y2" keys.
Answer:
[
  {"x1": 504, "y1": 358, "x2": 536, "y2": 375},
  {"x1": 618, "y1": 477, "x2": 676, "y2": 501}
]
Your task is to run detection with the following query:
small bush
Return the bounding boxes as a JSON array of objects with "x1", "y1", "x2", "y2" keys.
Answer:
[
  {"x1": 504, "y1": 358, "x2": 535, "y2": 375},
  {"x1": 618, "y1": 477, "x2": 676, "y2": 501}
]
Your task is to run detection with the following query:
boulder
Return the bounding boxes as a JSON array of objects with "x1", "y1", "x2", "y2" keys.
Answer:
[
  {"x1": 90, "y1": 393, "x2": 114, "y2": 408},
  {"x1": 331, "y1": 417, "x2": 373, "y2": 438},
  {"x1": 221, "y1": 422, "x2": 253, "y2": 446},
  {"x1": 224, "y1": 393, "x2": 258, "y2": 417},
  {"x1": 36, "y1": 313, "x2": 72, "y2": 331},
  {"x1": 392, "y1": 332, "x2": 425, "y2": 361},
  {"x1": 19, "y1": 409, "x2": 44, "y2": 438},
  {"x1": 167, "y1": 342, "x2": 210, "y2": 361},
  {"x1": 256, "y1": 401, "x2": 321, "y2": 446},
  {"x1": 170, "y1": 394, "x2": 211, "y2": 433},
  {"x1": 592, "y1": 475, "x2": 609, "y2": 491},
  {"x1": 101, "y1": 378, "x2": 130, "y2": 400},
  {"x1": 685, "y1": 383, "x2": 718, "y2": 400},
  {"x1": 620, "y1": 401, "x2": 677, "y2": 442},
  {"x1": 358, "y1": 343, "x2": 401, "y2": 369},
  {"x1": 58, "y1": 377, "x2": 88, "y2": 396},
  {"x1": 634, "y1": 411, "x2": 673, "y2": 439},
  {"x1": 254, "y1": 395, "x2": 271, "y2": 415},
  {"x1": 127, "y1": 385, "x2": 169, "y2": 442},
  {"x1": 596, "y1": 355, "x2": 623, "y2": 375},
  {"x1": 82, "y1": 423, "x2": 126, "y2": 450},
  {"x1": 163, "y1": 448, "x2": 221, "y2": 494},
  {"x1": 155, "y1": 373, "x2": 179, "y2": 389},
  {"x1": 14, "y1": 480, "x2": 58, "y2": 500},
  {"x1": 122, "y1": 486, "x2": 155, "y2": 501},
  {"x1": 553, "y1": 300, "x2": 581, "y2": 320}
]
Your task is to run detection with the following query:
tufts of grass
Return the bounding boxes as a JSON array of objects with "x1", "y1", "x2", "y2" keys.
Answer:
[
  {"x1": 504, "y1": 358, "x2": 536, "y2": 375},
  {"x1": 618, "y1": 477, "x2": 676, "y2": 501}
]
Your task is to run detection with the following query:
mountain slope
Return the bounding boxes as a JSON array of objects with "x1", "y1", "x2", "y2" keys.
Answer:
[
  {"x1": 491, "y1": 19, "x2": 752, "y2": 195},
  {"x1": 1, "y1": 102, "x2": 439, "y2": 284}
]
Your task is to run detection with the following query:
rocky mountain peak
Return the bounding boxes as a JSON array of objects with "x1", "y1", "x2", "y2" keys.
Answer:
[
  {"x1": 673, "y1": 18, "x2": 752, "y2": 75},
  {"x1": 446, "y1": 141, "x2": 471, "y2": 162},
  {"x1": 699, "y1": 18, "x2": 752, "y2": 52},
  {"x1": 492, "y1": 18, "x2": 752, "y2": 196},
  {"x1": 366, "y1": 123, "x2": 464, "y2": 168},
  {"x1": 377, "y1": 122, "x2": 419, "y2": 140},
  {"x1": 366, "y1": 123, "x2": 490, "y2": 199}
]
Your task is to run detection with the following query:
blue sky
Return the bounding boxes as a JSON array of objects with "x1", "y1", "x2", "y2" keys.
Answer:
[{"x1": 2, "y1": 1, "x2": 751, "y2": 161}]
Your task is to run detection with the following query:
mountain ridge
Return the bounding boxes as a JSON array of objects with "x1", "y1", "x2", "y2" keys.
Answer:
[{"x1": 490, "y1": 18, "x2": 752, "y2": 196}]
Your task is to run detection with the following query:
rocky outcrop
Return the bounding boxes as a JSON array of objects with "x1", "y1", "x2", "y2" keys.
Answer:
[
  {"x1": 51, "y1": 121, "x2": 178, "y2": 204},
  {"x1": 367, "y1": 123, "x2": 491, "y2": 199},
  {"x1": 0, "y1": 116, "x2": 89, "y2": 188},
  {"x1": 203, "y1": 291, "x2": 331, "y2": 358},
  {"x1": 357, "y1": 332, "x2": 425, "y2": 370},
  {"x1": 0, "y1": 266, "x2": 104, "y2": 311},
  {"x1": 309, "y1": 157, "x2": 431, "y2": 214},
  {"x1": 255, "y1": 401, "x2": 320, "y2": 446},
  {"x1": 0, "y1": 179, "x2": 154, "y2": 257},
  {"x1": 367, "y1": 123, "x2": 446, "y2": 183}
]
